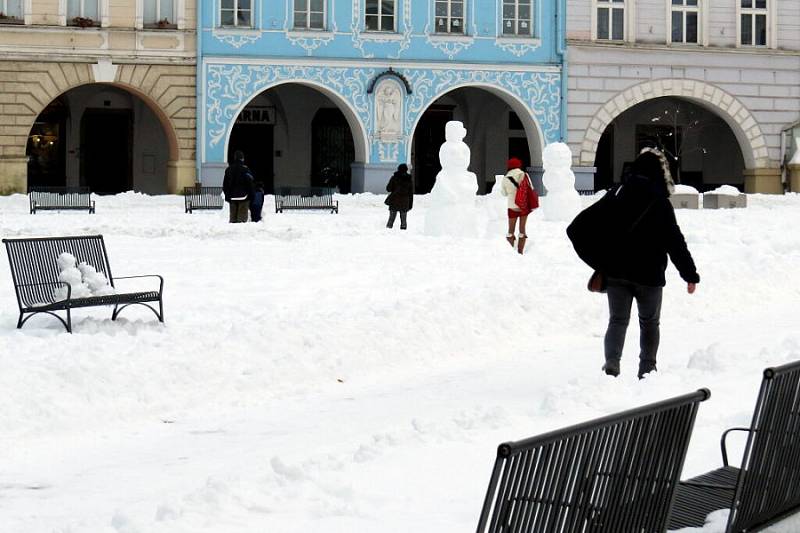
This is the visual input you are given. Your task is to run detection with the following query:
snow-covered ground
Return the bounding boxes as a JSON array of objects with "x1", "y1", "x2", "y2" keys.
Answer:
[{"x1": 1, "y1": 191, "x2": 799, "y2": 532}]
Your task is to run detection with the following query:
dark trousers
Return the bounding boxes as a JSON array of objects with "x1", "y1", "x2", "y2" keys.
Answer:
[
  {"x1": 604, "y1": 278, "x2": 663, "y2": 366},
  {"x1": 229, "y1": 200, "x2": 249, "y2": 223},
  {"x1": 387, "y1": 210, "x2": 408, "y2": 229}
]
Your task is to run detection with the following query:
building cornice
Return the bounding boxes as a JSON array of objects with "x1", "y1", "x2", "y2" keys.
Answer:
[{"x1": 567, "y1": 39, "x2": 800, "y2": 57}]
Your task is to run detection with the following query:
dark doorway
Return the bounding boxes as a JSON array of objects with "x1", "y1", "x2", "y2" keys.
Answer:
[
  {"x1": 312, "y1": 108, "x2": 355, "y2": 193},
  {"x1": 228, "y1": 124, "x2": 274, "y2": 193},
  {"x1": 508, "y1": 138, "x2": 532, "y2": 170},
  {"x1": 81, "y1": 110, "x2": 132, "y2": 194},
  {"x1": 413, "y1": 105, "x2": 453, "y2": 194},
  {"x1": 595, "y1": 125, "x2": 615, "y2": 190},
  {"x1": 27, "y1": 99, "x2": 68, "y2": 187}
]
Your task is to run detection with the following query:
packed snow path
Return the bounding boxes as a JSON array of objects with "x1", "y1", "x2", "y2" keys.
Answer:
[{"x1": 1, "y1": 192, "x2": 799, "y2": 532}]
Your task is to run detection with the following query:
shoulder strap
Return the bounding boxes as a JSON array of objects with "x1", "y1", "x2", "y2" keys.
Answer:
[{"x1": 507, "y1": 177, "x2": 519, "y2": 189}]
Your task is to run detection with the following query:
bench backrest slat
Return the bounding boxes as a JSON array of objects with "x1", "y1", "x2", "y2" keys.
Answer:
[
  {"x1": 3, "y1": 236, "x2": 111, "y2": 309},
  {"x1": 729, "y1": 360, "x2": 800, "y2": 531},
  {"x1": 275, "y1": 187, "x2": 336, "y2": 209},
  {"x1": 184, "y1": 186, "x2": 224, "y2": 210},
  {"x1": 478, "y1": 390, "x2": 709, "y2": 533},
  {"x1": 28, "y1": 187, "x2": 93, "y2": 211}
]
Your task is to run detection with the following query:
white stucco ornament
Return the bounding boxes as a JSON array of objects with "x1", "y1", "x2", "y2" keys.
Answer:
[
  {"x1": 375, "y1": 80, "x2": 403, "y2": 141},
  {"x1": 424, "y1": 121, "x2": 479, "y2": 237},
  {"x1": 92, "y1": 59, "x2": 118, "y2": 83},
  {"x1": 541, "y1": 142, "x2": 582, "y2": 222}
]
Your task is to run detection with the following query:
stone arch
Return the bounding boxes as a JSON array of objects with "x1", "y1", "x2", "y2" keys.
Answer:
[
  {"x1": 579, "y1": 79, "x2": 768, "y2": 169},
  {"x1": 407, "y1": 82, "x2": 546, "y2": 166},
  {"x1": 222, "y1": 80, "x2": 370, "y2": 165},
  {"x1": 4, "y1": 62, "x2": 195, "y2": 193}
]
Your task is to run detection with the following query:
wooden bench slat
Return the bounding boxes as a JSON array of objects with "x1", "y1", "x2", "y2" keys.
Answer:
[{"x1": 478, "y1": 390, "x2": 709, "y2": 533}]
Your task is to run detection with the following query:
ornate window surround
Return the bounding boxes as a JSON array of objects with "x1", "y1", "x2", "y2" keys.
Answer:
[
  {"x1": 666, "y1": 0, "x2": 705, "y2": 46},
  {"x1": 136, "y1": 0, "x2": 185, "y2": 30},
  {"x1": 736, "y1": 0, "x2": 776, "y2": 49},
  {"x1": 590, "y1": 0, "x2": 633, "y2": 43},
  {"x1": 59, "y1": 0, "x2": 109, "y2": 27}
]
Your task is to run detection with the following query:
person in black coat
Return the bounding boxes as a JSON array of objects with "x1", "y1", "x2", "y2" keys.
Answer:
[
  {"x1": 567, "y1": 148, "x2": 700, "y2": 379},
  {"x1": 385, "y1": 164, "x2": 414, "y2": 230},
  {"x1": 250, "y1": 181, "x2": 265, "y2": 223},
  {"x1": 223, "y1": 150, "x2": 255, "y2": 223}
]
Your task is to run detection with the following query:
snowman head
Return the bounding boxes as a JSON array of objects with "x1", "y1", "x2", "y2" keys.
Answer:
[
  {"x1": 444, "y1": 121, "x2": 467, "y2": 143},
  {"x1": 543, "y1": 142, "x2": 572, "y2": 171}
]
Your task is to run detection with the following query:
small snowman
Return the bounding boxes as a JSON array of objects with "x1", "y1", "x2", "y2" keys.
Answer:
[
  {"x1": 77, "y1": 262, "x2": 116, "y2": 296},
  {"x1": 541, "y1": 142, "x2": 582, "y2": 222},
  {"x1": 54, "y1": 252, "x2": 91, "y2": 301},
  {"x1": 424, "y1": 121, "x2": 480, "y2": 237}
]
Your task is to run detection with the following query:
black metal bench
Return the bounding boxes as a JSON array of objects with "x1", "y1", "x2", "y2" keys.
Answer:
[
  {"x1": 669, "y1": 360, "x2": 800, "y2": 533},
  {"x1": 274, "y1": 187, "x2": 338, "y2": 214},
  {"x1": 184, "y1": 186, "x2": 224, "y2": 213},
  {"x1": 3, "y1": 235, "x2": 164, "y2": 333},
  {"x1": 28, "y1": 186, "x2": 95, "y2": 214},
  {"x1": 477, "y1": 389, "x2": 710, "y2": 533}
]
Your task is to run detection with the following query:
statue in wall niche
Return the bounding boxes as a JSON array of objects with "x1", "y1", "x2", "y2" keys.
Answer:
[{"x1": 376, "y1": 82, "x2": 402, "y2": 141}]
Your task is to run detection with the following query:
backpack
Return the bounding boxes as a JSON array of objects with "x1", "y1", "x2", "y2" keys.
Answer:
[{"x1": 508, "y1": 173, "x2": 539, "y2": 212}]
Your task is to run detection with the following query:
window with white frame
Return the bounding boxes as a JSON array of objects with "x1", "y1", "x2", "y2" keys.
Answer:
[
  {"x1": 220, "y1": 0, "x2": 252, "y2": 28},
  {"x1": 740, "y1": 0, "x2": 767, "y2": 46},
  {"x1": 596, "y1": 0, "x2": 625, "y2": 41},
  {"x1": 67, "y1": 0, "x2": 99, "y2": 23},
  {"x1": 0, "y1": 0, "x2": 23, "y2": 21},
  {"x1": 294, "y1": 0, "x2": 325, "y2": 30},
  {"x1": 144, "y1": 0, "x2": 175, "y2": 27},
  {"x1": 435, "y1": 0, "x2": 464, "y2": 34},
  {"x1": 502, "y1": 0, "x2": 533, "y2": 36},
  {"x1": 671, "y1": 0, "x2": 699, "y2": 44},
  {"x1": 365, "y1": 0, "x2": 394, "y2": 31}
]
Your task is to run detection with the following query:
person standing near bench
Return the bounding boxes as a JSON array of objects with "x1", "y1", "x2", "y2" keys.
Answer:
[
  {"x1": 568, "y1": 148, "x2": 699, "y2": 379},
  {"x1": 385, "y1": 163, "x2": 413, "y2": 230},
  {"x1": 223, "y1": 150, "x2": 254, "y2": 223},
  {"x1": 250, "y1": 181, "x2": 265, "y2": 223}
]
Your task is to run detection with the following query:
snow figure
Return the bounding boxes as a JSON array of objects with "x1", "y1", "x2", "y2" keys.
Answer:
[
  {"x1": 54, "y1": 252, "x2": 91, "y2": 301},
  {"x1": 424, "y1": 121, "x2": 480, "y2": 237},
  {"x1": 77, "y1": 262, "x2": 116, "y2": 296},
  {"x1": 541, "y1": 142, "x2": 582, "y2": 222}
]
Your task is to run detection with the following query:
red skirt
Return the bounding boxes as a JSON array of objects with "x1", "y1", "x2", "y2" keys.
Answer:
[{"x1": 508, "y1": 208, "x2": 530, "y2": 219}]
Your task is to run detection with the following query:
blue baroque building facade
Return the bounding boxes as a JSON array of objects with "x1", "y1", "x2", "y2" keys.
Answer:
[{"x1": 198, "y1": 0, "x2": 566, "y2": 193}]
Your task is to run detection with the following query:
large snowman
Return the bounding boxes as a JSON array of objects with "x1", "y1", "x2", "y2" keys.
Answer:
[
  {"x1": 424, "y1": 121, "x2": 479, "y2": 237},
  {"x1": 541, "y1": 142, "x2": 582, "y2": 222}
]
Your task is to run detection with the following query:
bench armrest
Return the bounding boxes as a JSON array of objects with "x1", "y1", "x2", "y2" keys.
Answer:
[
  {"x1": 114, "y1": 275, "x2": 164, "y2": 294},
  {"x1": 15, "y1": 280, "x2": 71, "y2": 305},
  {"x1": 721, "y1": 427, "x2": 752, "y2": 467}
]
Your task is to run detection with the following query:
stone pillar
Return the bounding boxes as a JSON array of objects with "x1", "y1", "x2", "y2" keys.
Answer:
[
  {"x1": 788, "y1": 164, "x2": 800, "y2": 193},
  {"x1": 0, "y1": 157, "x2": 28, "y2": 194},
  {"x1": 167, "y1": 160, "x2": 196, "y2": 194},
  {"x1": 743, "y1": 168, "x2": 783, "y2": 194}
]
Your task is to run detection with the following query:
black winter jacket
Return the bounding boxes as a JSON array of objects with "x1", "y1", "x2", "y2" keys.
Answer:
[
  {"x1": 222, "y1": 162, "x2": 254, "y2": 201},
  {"x1": 567, "y1": 175, "x2": 699, "y2": 287},
  {"x1": 385, "y1": 171, "x2": 414, "y2": 212}
]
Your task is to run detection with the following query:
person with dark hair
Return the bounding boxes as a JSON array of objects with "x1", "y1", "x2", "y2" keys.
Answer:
[
  {"x1": 250, "y1": 181, "x2": 265, "y2": 223},
  {"x1": 223, "y1": 150, "x2": 254, "y2": 223},
  {"x1": 385, "y1": 163, "x2": 414, "y2": 230},
  {"x1": 567, "y1": 147, "x2": 699, "y2": 379}
]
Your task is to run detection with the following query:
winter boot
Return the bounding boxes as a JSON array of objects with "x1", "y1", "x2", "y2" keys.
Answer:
[
  {"x1": 517, "y1": 234, "x2": 527, "y2": 255},
  {"x1": 602, "y1": 359, "x2": 620, "y2": 377},
  {"x1": 638, "y1": 361, "x2": 657, "y2": 379},
  {"x1": 506, "y1": 233, "x2": 516, "y2": 247}
]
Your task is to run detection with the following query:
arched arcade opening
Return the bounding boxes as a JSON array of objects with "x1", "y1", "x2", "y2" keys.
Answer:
[
  {"x1": 593, "y1": 96, "x2": 747, "y2": 191},
  {"x1": 27, "y1": 84, "x2": 177, "y2": 194},
  {"x1": 227, "y1": 83, "x2": 367, "y2": 194},
  {"x1": 410, "y1": 86, "x2": 542, "y2": 195}
]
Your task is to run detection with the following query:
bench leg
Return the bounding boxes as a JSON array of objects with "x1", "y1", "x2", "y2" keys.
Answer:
[
  {"x1": 17, "y1": 310, "x2": 71, "y2": 333},
  {"x1": 112, "y1": 301, "x2": 164, "y2": 324}
]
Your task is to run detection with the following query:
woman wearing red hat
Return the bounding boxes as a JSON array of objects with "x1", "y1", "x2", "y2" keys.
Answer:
[{"x1": 501, "y1": 157, "x2": 533, "y2": 254}]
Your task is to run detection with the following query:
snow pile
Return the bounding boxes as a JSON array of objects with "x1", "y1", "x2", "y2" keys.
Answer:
[
  {"x1": 53, "y1": 252, "x2": 114, "y2": 301},
  {"x1": 674, "y1": 184, "x2": 700, "y2": 195},
  {"x1": 708, "y1": 185, "x2": 742, "y2": 196},
  {"x1": 424, "y1": 121, "x2": 480, "y2": 237},
  {"x1": 541, "y1": 142, "x2": 582, "y2": 221}
]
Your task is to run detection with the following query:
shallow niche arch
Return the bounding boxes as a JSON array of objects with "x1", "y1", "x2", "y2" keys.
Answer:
[
  {"x1": 26, "y1": 82, "x2": 181, "y2": 194},
  {"x1": 223, "y1": 80, "x2": 369, "y2": 192},
  {"x1": 580, "y1": 79, "x2": 767, "y2": 170},
  {"x1": 408, "y1": 83, "x2": 545, "y2": 194}
]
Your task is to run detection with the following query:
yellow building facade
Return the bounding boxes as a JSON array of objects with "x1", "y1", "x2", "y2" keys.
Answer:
[{"x1": 0, "y1": 0, "x2": 195, "y2": 194}]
